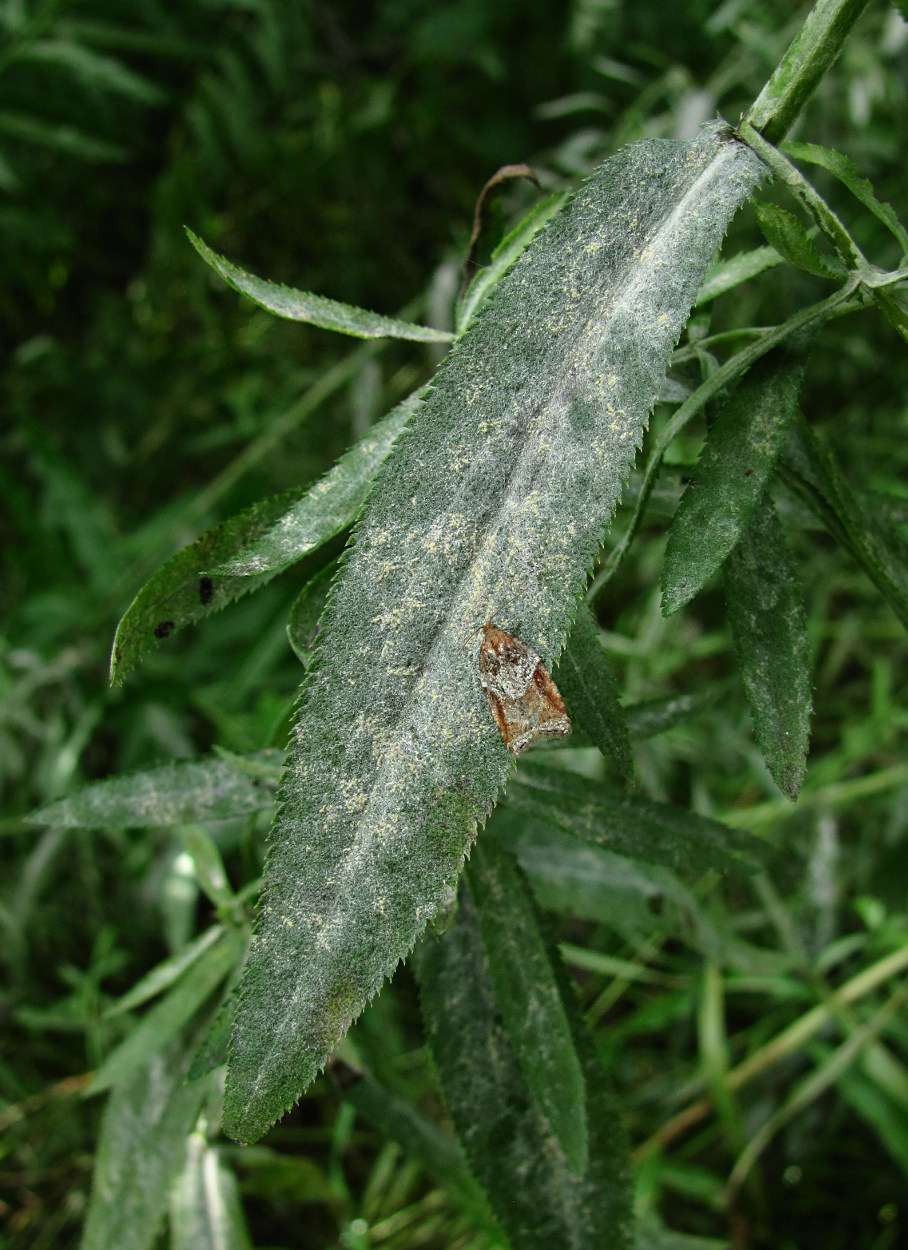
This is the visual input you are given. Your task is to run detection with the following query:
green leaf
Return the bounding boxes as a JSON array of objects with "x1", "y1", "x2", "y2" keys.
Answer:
[
  {"x1": 28, "y1": 751, "x2": 280, "y2": 828},
  {"x1": 187, "y1": 230, "x2": 453, "y2": 342},
  {"x1": 781, "y1": 414, "x2": 908, "y2": 631},
  {"x1": 212, "y1": 389, "x2": 426, "y2": 576},
  {"x1": 110, "y1": 491, "x2": 301, "y2": 683},
  {"x1": 467, "y1": 836, "x2": 588, "y2": 1175},
  {"x1": 456, "y1": 191, "x2": 571, "y2": 333},
  {"x1": 21, "y1": 40, "x2": 166, "y2": 105},
  {"x1": 81, "y1": 1037, "x2": 211, "y2": 1250},
  {"x1": 0, "y1": 109, "x2": 128, "y2": 161},
  {"x1": 171, "y1": 1134, "x2": 253, "y2": 1250},
  {"x1": 223, "y1": 122, "x2": 765, "y2": 1143},
  {"x1": 554, "y1": 601, "x2": 633, "y2": 777},
  {"x1": 693, "y1": 245, "x2": 784, "y2": 307},
  {"x1": 874, "y1": 287, "x2": 908, "y2": 346},
  {"x1": 105, "y1": 926, "x2": 226, "y2": 1019},
  {"x1": 781, "y1": 140, "x2": 908, "y2": 257},
  {"x1": 413, "y1": 873, "x2": 633, "y2": 1250},
  {"x1": 287, "y1": 561, "x2": 337, "y2": 665},
  {"x1": 754, "y1": 201, "x2": 842, "y2": 277},
  {"x1": 89, "y1": 929, "x2": 245, "y2": 1095},
  {"x1": 723, "y1": 494, "x2": 812, "y2": 801},
  {"x1": 506, "y1": 762, "x2": 762, "y2": 876},
  {"x1": 662, "y1": 344, "x2": 807, "y2": 615}
]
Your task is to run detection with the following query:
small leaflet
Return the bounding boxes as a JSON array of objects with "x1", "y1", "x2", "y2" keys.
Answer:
[{"x1": 478, "y1": 622, "x2": 571, "y2": 756}]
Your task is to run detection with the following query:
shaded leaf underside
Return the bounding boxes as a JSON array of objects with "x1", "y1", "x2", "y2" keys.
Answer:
[{"x1": 224, "y1": 121, "x2": 765, "y2": 1142}]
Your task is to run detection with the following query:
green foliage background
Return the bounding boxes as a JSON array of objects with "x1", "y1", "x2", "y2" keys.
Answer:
[{"x1": 4, "y1": 2, "x2": 908, "y2": 1248}]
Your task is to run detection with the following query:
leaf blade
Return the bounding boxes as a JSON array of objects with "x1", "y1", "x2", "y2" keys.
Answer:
[
  {"x1": 224, "y1": 122, "x2": 765, "y2": 1142},
  {"x1": 187, "y1": 230, "x2": 453, "y2": 342},
  {"x1": 723, "y1": 494, "x2": 812, "y2": 800},
  {"x1": 554, "y1": 601, "x2": 633, "y2": 777}
]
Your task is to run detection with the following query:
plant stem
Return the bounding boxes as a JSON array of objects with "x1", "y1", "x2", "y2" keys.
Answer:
[{"x1": 745, "y1": 0, "x2": 873, "y2": 144}]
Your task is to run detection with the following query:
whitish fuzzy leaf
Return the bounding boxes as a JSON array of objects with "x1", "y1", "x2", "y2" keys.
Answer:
[
  {"x1": 187, "y1": 230, "x2": 452, "y2": 342},
  {"x1": 693, "y1": 245, "x2": 783, "y2": 307},
  {"x1": 506, "y1": 762, "x2": 762, "y2": 875},
  {"x1": 662, "y1": 345, "x2": 807, "y2": 615},
  {"x1": 723, "y1": 494, "x2": 812, "y2": 801},
  {"x1": 413, "y1": 873, "x2": 633, "y2": 1250},
  {"x1": 213, "y1": 389, "x2": 425, "y2": 576},
  {"x1": 781, "y1": 140, "x2": 908, "y2": 257},
  {"x1": 554, "y1": 601, "x2": 632, "y2": 776},
  {"x1": 287, "y1": 561, "x2": 337, "y2": 665},
  {"x1": 781, "y1": 414, "x2": 908, "y2": 631},
  {"x1": 89, "y1": 929, "x2": 245, "y2": 1095},
  {"x1": 110, "y1": 493, "x2": 301, "y2": 683},
  {"x1": 29, "y1": 751, "x2": 279, "y2": 829},
  {"x1": 81, "y1": 1037, "x2": 210, "y2": 1250},
  {"x1": 754, "y1": 201, "x2": 842, "y2": 278},
  {"x1": 223, "y1": 122, "x2": 765, "y2": 1143},
  {"x1": 467, "y1": 836, "x2": 588, "y2": 1175},
  {"x1": 492, "y1": 808, "x2": 702, "y2": 935},
  {"x1": 170, "y1": 1135, "x2": 253, "y2": 1250}
]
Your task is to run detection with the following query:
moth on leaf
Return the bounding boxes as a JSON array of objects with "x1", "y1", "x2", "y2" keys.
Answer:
[{"x1": 478, "y1": 621, "x2": 571, "y2": 755}]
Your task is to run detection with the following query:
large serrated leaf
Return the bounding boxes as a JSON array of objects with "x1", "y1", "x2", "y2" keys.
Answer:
[
  {"x1": 187, "y1": 230, "x2": 453, "y2": 343},
  {"x1": 467, "y1": 836, "x2": 588, "y2": 1176},
  {"x1": 506, "y1": 762, "x2": 762, "y2": 876},
  {"x1": 212, "y1": 389, "x2": 425, "y2": 576},
  {"x1": 223, "y1": 121, "x2": 765, "y2": 1143},
  {"x1": 413, "y1": 871, "x2": 633, "y2": 1250},
  {"x1": 554, "y1": 601, "x2": 633, "y2": 777},
  {"x1": 662, "y1": 344, "x2": 807, "y2": 615},
  {"x1": 28, "y1": 751, "x2": 280, "y2": 828},
  {"x1": 723, "y1": 494, "x2": 812, "y2": 801}
]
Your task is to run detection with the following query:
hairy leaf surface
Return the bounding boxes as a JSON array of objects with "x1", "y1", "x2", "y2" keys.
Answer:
[
  {"x1": 187, "y1": 230, "x2": 453, "y2": 342},
  {"x1": 506, "y1": 763, "x2": 762, "y2": 875},
  {"x1": 224, "y1": 122, "x2": 765, "y2": 1142},
  {"x1": 723, "y1": 494, "x2": 812, "y2": 800},
  {"x1": 467, "y1": 836, "x2": 588, "y2": 1175},
  {"x1": 414, "y1": 871, "x2": 633, "y2": 1250},
  {"x1": 29, "y1": 751, "x2": 279, "y2": 828},
  {"x1": 662, "y1": 344, "x2": 806, "y2": 615},
  {"x1": 754, "y1": 201, "x2": 842, "y2": 277},
  {"x1": 214, "y1": 389, "x2": 425, "y2": 576},
  {"x1": 554, "y1": 601, "x2": 633, "y2": 776}
]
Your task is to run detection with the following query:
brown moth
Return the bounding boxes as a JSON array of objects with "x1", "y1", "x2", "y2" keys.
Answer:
[{"x1": 478, "y1": 621, "x2": 571, "y2": 756}]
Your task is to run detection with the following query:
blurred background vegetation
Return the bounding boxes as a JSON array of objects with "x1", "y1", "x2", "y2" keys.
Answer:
[{"x1": 3, "y1": 1, "x2": 908, "y2": 1247}]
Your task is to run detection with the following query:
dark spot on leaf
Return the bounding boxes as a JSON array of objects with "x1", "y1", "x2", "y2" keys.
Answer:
[
  {"x1": 154, "y1": 620, "x2": 175, "y2": 639},
  {"x1": 744, "y1": 468, "x2": 753, "y2": 477},
  {"x1": 647, "y1": 894, "x2": 664, "y2": 916},
  {"x1": 199, "y1": 576, "x2": 214, "y2": 605}
]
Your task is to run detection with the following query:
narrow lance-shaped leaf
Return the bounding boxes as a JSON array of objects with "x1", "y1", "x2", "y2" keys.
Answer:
[
  {"x1": 754, "y1": 200, "x2": 843, "y2": 278},
  {"x1": 662, "y1": 343, "x2": 807, "y2": 615},
  {"x1": 723, "y1": 493, "x2": 812, "y2": 801},
  {"x1": 28, "y1": 751, "x2": 280, "y2": 829},
  {"x1": 554, "y1": 600, "x2": 633, "y2": 777},
  {"x1": 81, "y1": 1036, "x2": 212, "y2": 1250},
  {"x1": 506, "y1": 762, "x2": 763, "y2": 875},
  {"x1": 693, "y1": 245, "x2": 783, "y2": 307},
  {"x1": 781, "y1": 140, "x2": 908, "y2": 257},
  {"x1": 187, "y1": 230, "x2": 453, "y2": 343},
  {"x1": 468, "y1": 836, "x2": 588, "y2": 1176},
  {"x1": 213, "y1": 389, "x2": 425, "y2": 576},
  {"x1": 223, "y1": 121, "x2": 765, "y2": 1143},
  {"x1": 413, "y1": 871, "x2": 633, "y2": 1250},
  {"x1": 781, "y1": 413, "x2": 908, "y2": 632}
]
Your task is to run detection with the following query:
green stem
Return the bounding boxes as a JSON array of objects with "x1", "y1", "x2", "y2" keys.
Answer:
[
  {"x1": 744, "y1": 0, "x2": 873, "y2": 144},
  {"x1": 587, "y1": 281, "x2": 862, "y2": 602}
]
